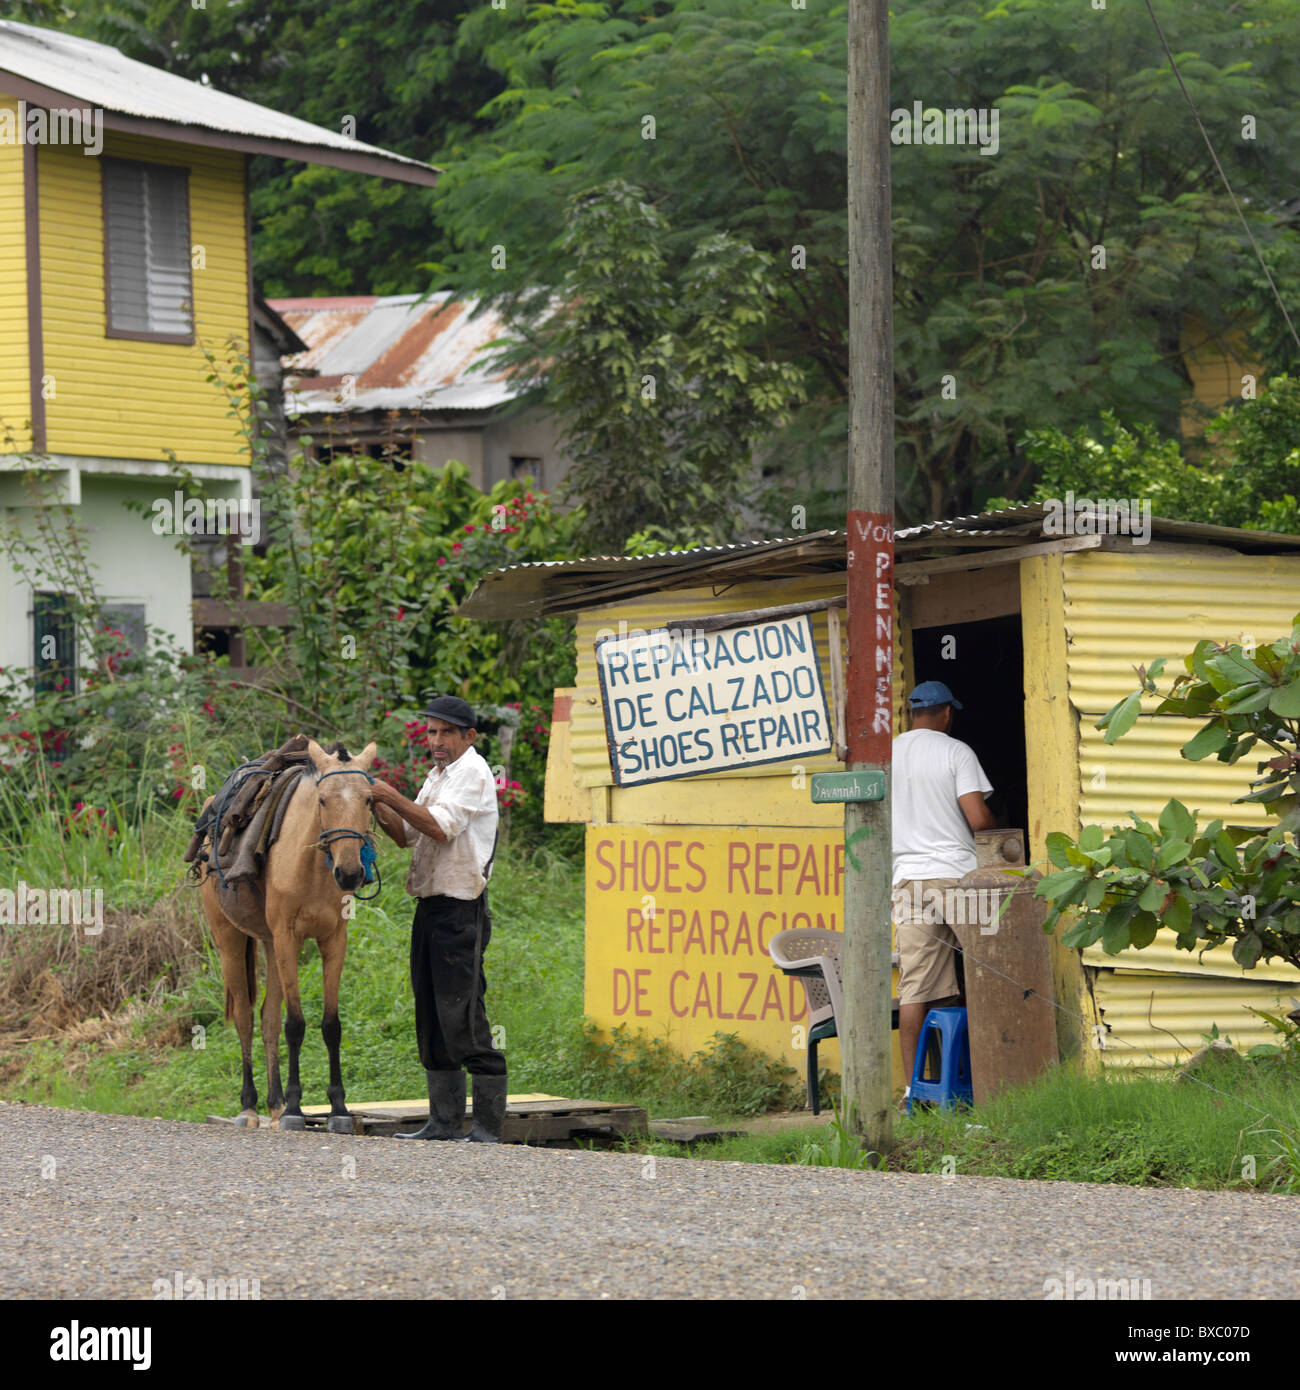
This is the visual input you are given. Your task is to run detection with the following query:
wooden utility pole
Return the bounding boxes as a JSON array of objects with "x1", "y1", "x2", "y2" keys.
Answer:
[{"x1": 841, "y1": 0, "x2": 895, "y2": 1153}]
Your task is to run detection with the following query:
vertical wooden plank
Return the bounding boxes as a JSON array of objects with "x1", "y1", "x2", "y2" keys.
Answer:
[
  {"x1": 826, "y1": 605, "x2": 846, "y2": 760},
  {"x1": 1020, "y1": 553, "x2": 1091, "y2": 1065}
]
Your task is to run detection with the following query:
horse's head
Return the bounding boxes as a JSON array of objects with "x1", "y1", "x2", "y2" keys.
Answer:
[{"x1": 307, "y1": 738, "x2": 379, "y2": 894}]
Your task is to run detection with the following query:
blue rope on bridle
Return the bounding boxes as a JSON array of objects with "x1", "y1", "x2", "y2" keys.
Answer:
[{"x1": 315, "y1": 767, "x2": 381, "y2": 901}]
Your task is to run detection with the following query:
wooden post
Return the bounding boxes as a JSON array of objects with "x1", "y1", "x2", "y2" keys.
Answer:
[
  {"x1": 496, "y1": 722, "x2": 516, "y2": 847},
  {"x1": 841, "y1": 0, "x2": 895, "y2": 1154},
  {"x1": 226, "y1": 536, "x2": 246, "y2": 671}
]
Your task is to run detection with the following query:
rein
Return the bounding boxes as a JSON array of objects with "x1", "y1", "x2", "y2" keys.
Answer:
[{"x1": 315, "y1": 768, "x2": 381, "y2": 901}]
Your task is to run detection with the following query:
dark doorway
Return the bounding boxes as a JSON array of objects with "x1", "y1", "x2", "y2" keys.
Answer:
[{"x1": 909, "y1": 613, "x2": 1027, "y2": 838}]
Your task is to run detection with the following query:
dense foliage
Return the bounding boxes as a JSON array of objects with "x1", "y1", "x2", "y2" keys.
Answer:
[
  {"x1": 984, "y1": 376, "x2": 1300, "y2": 533},
  {"x1": 484, "y1": 179, "x2": 807, "y2": 549},
  {"x1": 58, "y1": 0, "x2": 1300, "y2": 528}
]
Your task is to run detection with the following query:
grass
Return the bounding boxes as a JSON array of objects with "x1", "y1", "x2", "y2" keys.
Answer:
[
  {"x1": 4, "y1": 772, "x2": 1300, "y2": 1193},
  {"x1": 623, "y1": 1057, "x2": 1300, "y2": 1193},
  {"x1": 0, "y1": 794, "x2": 782, "y2": 1123}
]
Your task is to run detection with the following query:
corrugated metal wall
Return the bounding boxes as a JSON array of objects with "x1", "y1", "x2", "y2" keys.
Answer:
[
  {"x1": 0, "y1": 95, "x2": 30, "y2": 450},
  {"x1": 1063, "y1": 546, "x2": 1300, "y2": 1059},
  {"x1": 1092, "y1": 969, "x2": 1298, "y2": 1071}
]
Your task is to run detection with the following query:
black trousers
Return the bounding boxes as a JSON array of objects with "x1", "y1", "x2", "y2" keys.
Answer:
[{"x1": 410, "y1": 892, "x2": 506, "y2": 1076}]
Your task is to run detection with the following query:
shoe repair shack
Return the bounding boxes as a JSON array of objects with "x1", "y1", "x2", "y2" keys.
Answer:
[{"x1": 458, "y1": 506, "x2": 1300, "y2": 1083}]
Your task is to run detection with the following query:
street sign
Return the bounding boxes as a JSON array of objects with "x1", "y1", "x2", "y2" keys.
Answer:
[{"x1": 810, "y1": 770, "x2": 886, "y2": 803}]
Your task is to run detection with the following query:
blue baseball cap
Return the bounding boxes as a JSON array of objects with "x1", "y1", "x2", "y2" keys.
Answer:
[{"x1": 908, "y1": 680, "x2": 963, "y2": 710}]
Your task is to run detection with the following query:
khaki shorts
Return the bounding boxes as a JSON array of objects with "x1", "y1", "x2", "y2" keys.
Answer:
[{"x1": 893, "y1": 877, "x2": 962, "y2": 1007}]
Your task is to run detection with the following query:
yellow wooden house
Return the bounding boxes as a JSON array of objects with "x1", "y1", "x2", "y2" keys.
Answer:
[
  {"x1": 0, "y1": 19, "x2": 436, "y2": 684},
  {"x1": 462, "y1": 511, "x2": 1300, "y2": 1089}
]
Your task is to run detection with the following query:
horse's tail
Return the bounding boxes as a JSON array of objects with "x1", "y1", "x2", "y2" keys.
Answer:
[{"x1": 224, "y1": 934, "x2": 258, "y2": 1022}]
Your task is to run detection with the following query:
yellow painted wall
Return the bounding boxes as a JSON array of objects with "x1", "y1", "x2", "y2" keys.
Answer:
[
  {"x1": 1065, "y1": 546, "x2": 1300, "y2": 982},
  {"x1": 1021, "y1": 552, "x2": 1093, "y2": 1062},
  {"x1": 38, "y1": 132, "x2": 249, "y2": 465},
  {"x1": 1092, "y1": 970, "x2": 1297, "y2": 1071},
  {"x1": 558, "y1": 576, "x2": 908, "y2": 1088},
  {"x1": 585, "y1": 823, "x2": 905, "y2": 1085},
  {"x1": 0, "y1": 95, "x2": 30, "y2": 451}
]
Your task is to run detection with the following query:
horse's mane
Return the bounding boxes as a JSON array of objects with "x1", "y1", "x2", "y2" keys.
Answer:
[{"x1": 319, "y1": 742, "x2": 351, "y2": 761}]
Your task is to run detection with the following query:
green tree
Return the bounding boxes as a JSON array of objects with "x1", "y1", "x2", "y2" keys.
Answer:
[
  {"x1": 984, "y1": 376, "x2": 1300, "y2": 532},
  {"x1": 486, "y1": 179, "x2": 806, "y2": 551},
  {"x1": 60, "y1": 0, "x2": 502, "y2": 295},
  {"x1": 1034, "y1": 624, "x2": 1300, "y2": 974},
  {"x1": 433, "y1": 0, "x2": 1300, "y2": 524}
]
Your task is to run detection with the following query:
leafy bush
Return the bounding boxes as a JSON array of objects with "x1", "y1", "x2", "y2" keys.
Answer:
[
  {"x1": 1033, "y1": 618, "x2": 1300, "y2": 971},
  {"x1": 985, "y1": 377, "x2": 1300, "y2": 533}
]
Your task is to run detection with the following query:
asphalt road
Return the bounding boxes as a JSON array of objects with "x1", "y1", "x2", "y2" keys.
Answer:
[{"x1": 2, "y1": 1100, "x2": 1296, "y2": 1301}]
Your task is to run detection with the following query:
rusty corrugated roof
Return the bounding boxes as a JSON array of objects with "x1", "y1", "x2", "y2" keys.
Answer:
[
  {"x1": 455, "y1": 505, "x2": 1300, "y2": 620},
  {"x1": 272, "y1": 294, "x2": 537, "y2": 417}
]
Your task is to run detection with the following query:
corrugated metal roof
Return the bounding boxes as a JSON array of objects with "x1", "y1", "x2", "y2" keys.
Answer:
[
  {"x1": 0, "y1": 20, "x2": 437, "y2": 184},
  {"x1": 273, "y1": 294, "x2": 529, "y2": 417},
  {"x1": 457, "y1": 507, "x2": 1300, "y2": 620}
]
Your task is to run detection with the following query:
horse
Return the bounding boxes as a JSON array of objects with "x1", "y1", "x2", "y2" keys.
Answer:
[{"x1": 198, "y1": 738, "x2": 379, "y2": 1132}]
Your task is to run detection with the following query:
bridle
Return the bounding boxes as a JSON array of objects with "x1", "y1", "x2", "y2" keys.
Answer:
[{"x1": 315, "y1": 767, "x2": 381, "y2": 901}]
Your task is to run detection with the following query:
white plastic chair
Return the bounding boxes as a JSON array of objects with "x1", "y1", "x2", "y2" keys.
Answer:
[
  {"x1": 768, "y1": 928, "x2": 900, "y2": 1114},
  {"x1": 768, "y1": 928, "x2": 845, "y2": 1115}
]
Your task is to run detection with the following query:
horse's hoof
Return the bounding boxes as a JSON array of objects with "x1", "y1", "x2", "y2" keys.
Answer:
[
  {"x1": 233, "y1": 1111, "x2": 260, "y2": 1129},
  {"x1": 277, "y1": 1113, "x2": 307, "y2": 1131},
  {"x1": 326, "y1": 1114, "x2": 354, "y2": 1135}
]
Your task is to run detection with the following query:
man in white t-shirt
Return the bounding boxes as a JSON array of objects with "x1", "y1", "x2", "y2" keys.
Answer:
[
  {"x1": 371, "y1": 695, "x2": 507, "y2": 1142},
  {"x1": 891, "y1": 680, "x2": 995, "y2": 1095}
]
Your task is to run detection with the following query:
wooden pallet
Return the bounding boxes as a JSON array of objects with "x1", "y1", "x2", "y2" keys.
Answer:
[{"x1": 208, "y1": 1093, "x2": 648, "y2": 1145}]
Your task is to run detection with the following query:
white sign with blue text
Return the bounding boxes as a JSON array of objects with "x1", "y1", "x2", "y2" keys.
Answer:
[{"x1": 595, "y1": 614, "x2": 833, "y2": 786}]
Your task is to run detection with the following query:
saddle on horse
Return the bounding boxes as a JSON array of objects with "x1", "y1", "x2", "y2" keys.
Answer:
[{"x1": 183, "y1": 734, "x2": 350, "y2": 887}]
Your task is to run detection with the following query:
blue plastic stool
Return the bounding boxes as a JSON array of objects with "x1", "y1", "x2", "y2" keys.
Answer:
[{"x1": 907, "y1": 1007, "x2": 973, "y2": 1113}]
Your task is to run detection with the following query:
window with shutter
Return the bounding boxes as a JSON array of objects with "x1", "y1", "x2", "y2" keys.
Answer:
[{"x1": 102, "y1": 159, "x2": 194, "y2": 343}]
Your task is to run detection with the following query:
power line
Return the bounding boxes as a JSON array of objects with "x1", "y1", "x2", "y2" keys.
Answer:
[{"x1": 1142, "y1": 0, "x2": 1300, "y2": 356}]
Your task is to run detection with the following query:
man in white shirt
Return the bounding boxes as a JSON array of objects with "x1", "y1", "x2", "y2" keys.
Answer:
[
  {"x1": 371, "y1": 695, "x2": 507, "y2": 1142},
  {"x1": 891, "y1": 680, "x2": 995, "y2": 1094}
]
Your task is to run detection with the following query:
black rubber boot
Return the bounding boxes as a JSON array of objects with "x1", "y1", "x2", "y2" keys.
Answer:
[
  {"x1": 394, "y1": 1069, "x2": 465, "y2": 1140},
  {"x1": 466, "y1": 1074, "x2": 508, "y2": 1143}
]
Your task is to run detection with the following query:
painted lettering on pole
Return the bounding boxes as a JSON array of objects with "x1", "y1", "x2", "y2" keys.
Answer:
[
  {"x1": 845, "y1": 510, "x2": 894, "y2": 766},
  {"x1": 595, "y1": 614, "x2": 833, "y2": 785}
]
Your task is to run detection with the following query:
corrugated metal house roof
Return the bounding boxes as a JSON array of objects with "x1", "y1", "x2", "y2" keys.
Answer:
[
  {"x1": 272, "y1": 294, "x2": 533, "y2": 417},
  {"x1": 0, "y1": 20, "x2": 437, "y2": 184},
  {"x1": 456, "y1": 507, "x2": 1300, "y2": 619}
]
